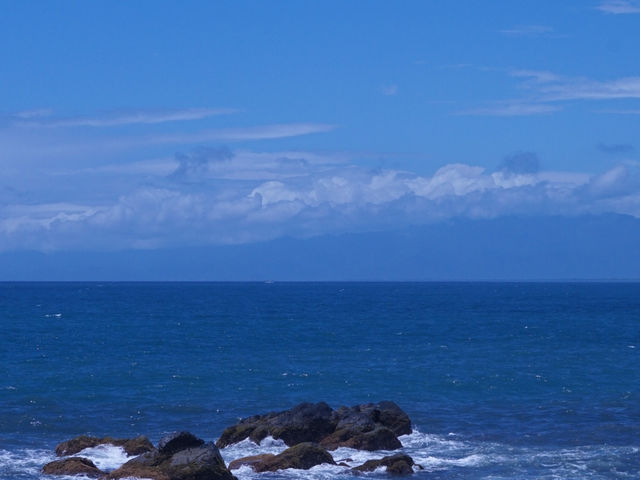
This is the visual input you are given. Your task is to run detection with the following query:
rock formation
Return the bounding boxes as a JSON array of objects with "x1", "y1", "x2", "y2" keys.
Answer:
[
  {"x1": 107, "y1": 431, "x2": 235, "y2": 480},
  {"x1": 353, "y1": 453, "x2": 415, "y2": 475},
  {"x1": 42, "y1": 457, "x2": 104, "y2": 478},
  {"x1": 216, "y1": 400, "x2": 411, "y2": 451},
  {"x1": 228, "y1": 442, "x2": 335, "y2": 472},
  {"x1": 55, "y1": 435, "x2": 154, "y2": 456}
]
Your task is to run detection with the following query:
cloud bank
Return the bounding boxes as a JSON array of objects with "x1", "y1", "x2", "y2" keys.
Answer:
[{"x1": 2, "y1": 148, "x2": 639, "y2": 252}]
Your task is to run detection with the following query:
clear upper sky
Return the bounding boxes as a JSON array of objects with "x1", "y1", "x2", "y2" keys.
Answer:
[{"x1": 1, "y1": 0, "x2": 639, "y2": 260}]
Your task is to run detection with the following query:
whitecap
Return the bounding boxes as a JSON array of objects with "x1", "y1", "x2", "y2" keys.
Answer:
[
  {"x1": 220, "y1": 435, "x2": 289, "y2": 464},
  {"x1": 0, "y1": 448, "x2": 55, "y2": 478},
  {"x1": 74, "y1": 443, "x2": 132, "y2": 472}
]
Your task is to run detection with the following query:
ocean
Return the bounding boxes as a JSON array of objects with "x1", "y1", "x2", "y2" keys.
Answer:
[{"x1": 1, "y1": 282, "x2": 638, "y2": 479}]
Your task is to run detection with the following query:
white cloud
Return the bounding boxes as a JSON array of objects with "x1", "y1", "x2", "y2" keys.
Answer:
[
  {"x1": 596, "y1": 109, "x2": 640, "y2": 114},
  {"x1": 3, "y1": 149, "x2": 639, "y2": 252},
  {"x1": 17, "y1": 108, "x2": 237, "y2": 128},
  {"x1": 381, "y1": 85, "x2": 398, "y2": 96},
  {"x1": 12, "y1": 109, "x2": 53, "y2": 119},
  {"x1": 540, "y1": 77, "x2": 640, "y2": 101},
  {"x1": 511, "y1": 70, "x2": 640, "y2": 100},
  {"x1": 461, "y1": 69, "x2": 640, "y2": 116},
  {"x1": 499, "y1": 25, "x2": 555, "y2": 36},
  {"x1": 509, "y1": 69, "x2": 562, "y2": 83},
  {"x1": 0, "y1": 123, "x2": 338, "y2": 164},
  {"x1": 456, "y1": 103, "x2": 561, "y2": 116},
  {"x1": 596, "y1": 0, "x2": 640, "y2": 14}
]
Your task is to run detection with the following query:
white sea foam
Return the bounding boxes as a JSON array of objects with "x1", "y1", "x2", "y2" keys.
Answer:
[
  {"x1": 3, "y1": 430, "x2": 638, "y2": 480},
  {"x1": 220, "y1": 435, "x2": 289, "y2": 464},
  {"x1": 0, "y1": 448, "x2": 56, "y2": 478},
  {"x1": 0, "y1": 445, "x2": 136, "y2": 479},
  {"x1": 74, "y1": 443, "x2": 133, "y2": 472}
]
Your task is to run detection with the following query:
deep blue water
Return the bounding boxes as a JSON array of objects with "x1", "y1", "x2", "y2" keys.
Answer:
[{"x1": 1, "y1": 282, "x2": 639, "y2": 479}]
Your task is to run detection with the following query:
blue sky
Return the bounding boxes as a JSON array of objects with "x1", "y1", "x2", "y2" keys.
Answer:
[{"x1": 1, "y1": 1, "x2": 640, "y2": 273}]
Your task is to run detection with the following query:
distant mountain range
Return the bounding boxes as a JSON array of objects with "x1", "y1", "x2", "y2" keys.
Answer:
[{"x1": 2, "y1": 214, "x2": 640, "y2": 281}]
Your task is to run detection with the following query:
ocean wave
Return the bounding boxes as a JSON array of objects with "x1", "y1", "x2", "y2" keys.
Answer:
[
  {"x1": 74, "y1": 444, "x2": 133, "y2": 472},
  {"x1": 0, "y1": 448, "x2": 56, "y2": 479},
  {"x1": 3, "y1": 430, "x2": 639, "y2": 480}
]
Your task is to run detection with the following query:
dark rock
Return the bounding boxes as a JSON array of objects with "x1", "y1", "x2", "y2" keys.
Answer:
[
  {"x1": 121, "y1": 435, "x2": 156, "y2": 456},
  {"x1": 216, "y1": 402, "x2": 335, "y2": 448},
  {"x1": 332, "y1": 406, "x2": 377, "y2": 432},
  {"x1": 167, "y1": 444, "x2": 234, "y2": 480},
  {"x1": 252, "y1": 443, "x2": 335, "y2": 472},
  {"x1": 353, "y1": 454, "x2": 415, "y2": 475},
  {"x1": 228, "y1": 454, "x2": 275, "y2": 470},
  {"x1": 320, "y1": 426, "x2": 402, "y2": 451},
  {"x1": 332, "y1": 402, "x2": 411, "y2": 437},
  {"x1": 216, "y1": 400, "x2": 411, "y2": 452},
  {"x1": 55, "y1": 436, "x2": 103, "y2": 456},
  {"x1": 108, "y1": 434, "x2": 235, "y2": 480},
  {"x1": 55, "y1": 435, "x2": 154, "y2": 457},
  {"x1": 364, "y1": 401, "x2": 412, "y2": 436},
  {"x1": 216, "y1": 423, "x2": 259, "y2": 448},
  {"x1": 158, "y1": 431, "x2": 204, "y2": 456},
  {"x1": 42, "y1": 457, "x2": 104, "y2": 477},
  {"x1": 107, "y1": 450, "x2": 168, "y2": 480}
]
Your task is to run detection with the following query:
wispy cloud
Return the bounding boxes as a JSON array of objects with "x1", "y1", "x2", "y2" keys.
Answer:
[
  {"x1": 596, "y1": 108, "x2": 640, "y2": 114},
  {"x1": 381, "y1": 85, "x2": 398, "y2": 96},
  {"x1": 499, "y1": 25, "x2": 556, "y2": 37},
  {"x1": 12, "y1": 109, "x2": 53, "y2": 119},
  {"x1": 456, "y1": 102, "x2": 561, "y2": 116},
  {"x1": 596, "y1": 0, "x2": 640, "y2": 14},
  {"x1": 460, "y1": 69, "x2": 640, "y2": 116},
  {"x1": 509, "y1": 69, "x2": 562, "y2": 83},
  {"x1": 17, "y1": 107, "x2": 238, "y2": 128},
  {"x1": 538, "y1": 76, "x2": 640, "y2": 101},
  {"x1": 597, "y1": 143, "x2": 635, "y2": 154},
  {"x1": 1, "y1": 122, "x2": 338, "y2": 164},
  {"x1": 141, "y1": 123, "x2": 337, "y2": 146}
]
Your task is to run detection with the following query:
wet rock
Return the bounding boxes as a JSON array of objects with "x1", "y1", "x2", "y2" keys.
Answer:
[
  {"x1": 121, "y1": 435, "x2": 156, "y2": 455},
  {"x1": 108, "y1": 433, "x2": 235, "y2": 480},
  {"x1": 353, "y1": 453, "x2": 415, "y2": 475},
  {"x1": 42, "y1": 457, "x2": 104, "y2": 477},
  {"x1": 359, "y1": 401, "x2": 412, "y2": 436},
  {"x1": 216, "y1": 400, "x2": 411, "y2": 451},
  {"x1": 216, "y1": 402, "x2": 335, "y2": 448},
  {"x1": 158, "y1": 431, "x2": 204, "y2": 456},
  {"x1": 228, "y1": 453, "x2": 275, "y2": 470},
  {"x1": 247, "y1": 443, "x2": 335, "y2": 472},
  {"x1": 55, "y1": 435, "x2": 154, "y2": 456},
  {"x1": 320, "y1": 425, "x2": 402, "y2": 451}
]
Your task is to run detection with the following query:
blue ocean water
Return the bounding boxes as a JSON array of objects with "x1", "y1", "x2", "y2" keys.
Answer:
[{"x1": 1, "y1": 282, "x2": 638, "y2": 479}]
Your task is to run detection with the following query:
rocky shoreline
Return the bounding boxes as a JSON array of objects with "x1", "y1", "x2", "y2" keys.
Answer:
[{"x1": 42, "y1": 401, "x2": 419, "y2": 479}]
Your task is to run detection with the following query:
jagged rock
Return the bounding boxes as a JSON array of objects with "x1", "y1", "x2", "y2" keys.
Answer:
[
  {"x1": 357, "y1": 401, "x2": 412, "y2": 436},
  {"x1": 42, "y1": 457, "x2": 104, "y2": 477},
  {"x1": 216, "y1": 401, "x2": 411, "y2": 451},
  {"x1": 217, "y1": 402, "x2": 335, "y2": 447},
  {"x1": 320, "y1": 426, "x2": 401, "y2": 451},
  {"x1": 228, "y1": 454, "x2": 275, "y2": 470},
  {"x1": 234, "y1": 443, "x2": 335, "y2": 472},
  {"x1": 158, "y1": 431, "x2": 204, "y2": 456},
  {"x1": 353, "y1": 453, "x2": 415, "y2": 475},
  {"x1": 122, "y1": 435, "x2": 156, "y2": 455},
  {"x1": 108, "y1": 433, "x2": 234, "y2": 480},
  {"x1": 55, "y1": 435, "x2": 154, "y2": 456}
]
